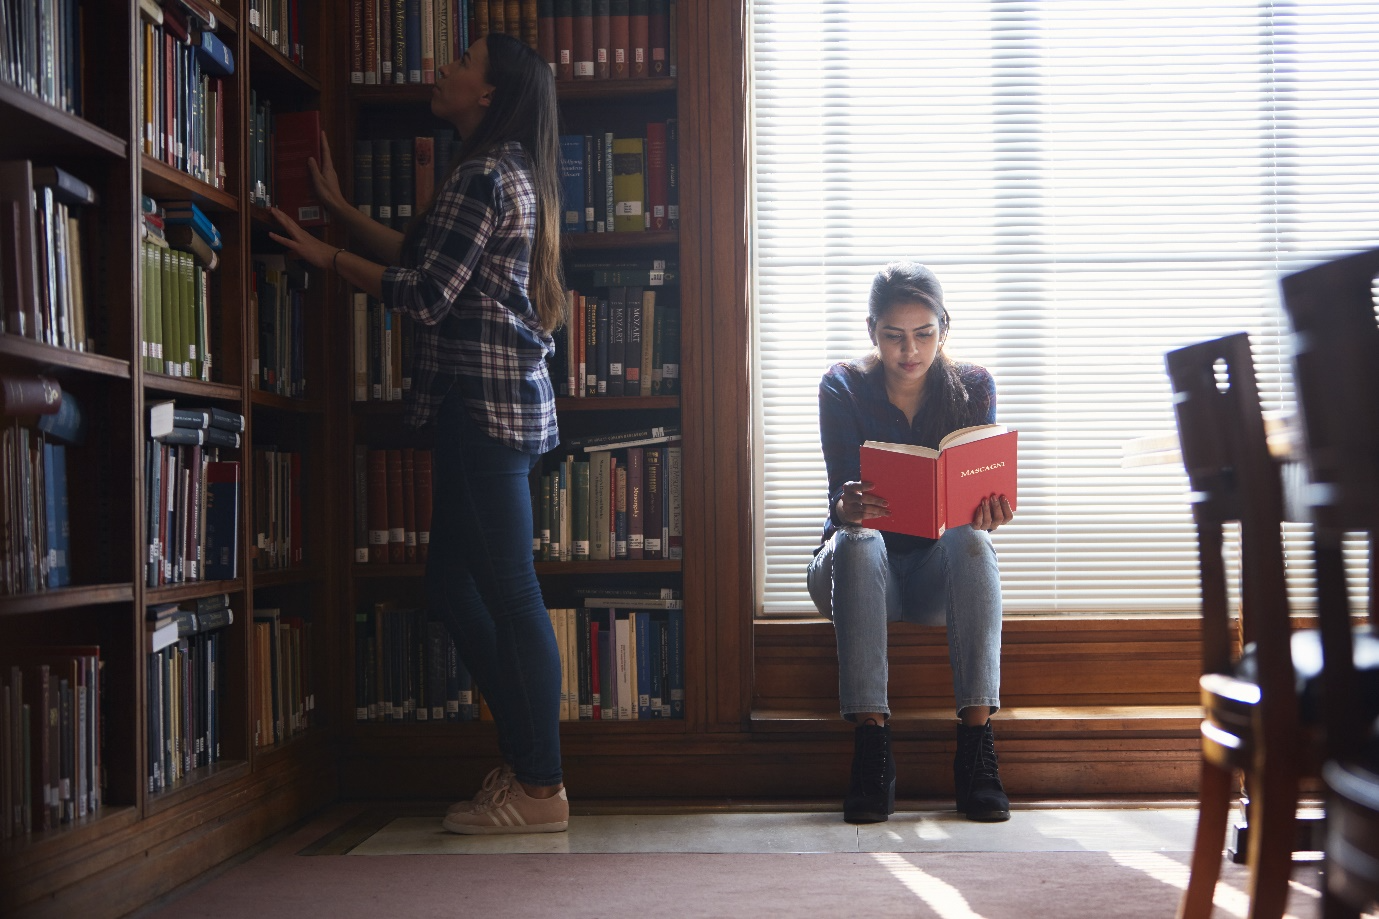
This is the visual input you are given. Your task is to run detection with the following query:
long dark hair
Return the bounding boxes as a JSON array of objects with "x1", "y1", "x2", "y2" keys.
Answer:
[
  {"x1": 862, "y1": 261, "x2": 979, "y2": 447},
  {"x1": 404, "y1": 32, "x2": 565, "y2": 334}
]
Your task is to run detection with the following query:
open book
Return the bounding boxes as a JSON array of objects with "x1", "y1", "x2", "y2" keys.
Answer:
[{"x1": 859, "y1": 424, "x2": 1018, "y2": 539}]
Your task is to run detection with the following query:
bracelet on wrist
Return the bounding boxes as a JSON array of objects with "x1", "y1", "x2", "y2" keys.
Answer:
[{"x1": 332, "y1": 247, "x2": 345, "y2": 274}]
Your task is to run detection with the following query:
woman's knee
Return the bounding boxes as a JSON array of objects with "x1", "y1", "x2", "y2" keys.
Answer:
[{"x1": 830, "y1": 526, "x2": 888, "y2": 570}]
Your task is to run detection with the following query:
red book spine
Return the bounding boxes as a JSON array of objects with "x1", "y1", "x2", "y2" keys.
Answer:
[
  {"x1": 351, "y1": 0, "x2": 364, "y2": 79},
  {"x1": 629, "y1": 0, "x2": 648, "y2": 78},
  {"x1": 367, "y1": 449, "x2": 389, "y2": 563},
  {"x1": 522, "y1": 0, "x2": 540, "y2": 48},
  {"x1": 645, "y1": 121, "x2": 667, "y2": 231},
  {"x1": 474, "y1": 0, "x2": 490, "y2": 38},
  {"x1": 648, "y1": 0, "x2": 667, "y2": 76},
  {"x1": 506, "y1": 0, "x2": 522, "y2": 37},
  {"x1": 626, "y1": 447, "x2": 644, "y2": 559},
  {"x1": 610, "y1": 0, "x2": 629, "y2": 79},
  {"x1": 490, "y1": 0, "x2": 506, "y2": 38},
  {"x1": 401, "y1": 448, "x2": 418, "y2": 563},
  {"x1": 574, "y1": 0, "x2": 594, "y2": 79},
  {"x1": 555, "y1": 0, "x2": 574, "y2": 80},
  {"x1": 386, "y1": 449, "x2": 405, "y2": 562},
  {"x1": 594, "y1": 0, "x2": 610, "y2": 79},
  {"x1": 414, "y1": 449, "x2": 433, "y2": 563},
  {"x1": 272, "y1": 110, "x2": 326, "y2": 226},
  {"x1": 538, "y1": 0, "x2": 556, "y2": 70},
  {"x1": 363, "y1": 0, "x2": 378, "y2": 82}
]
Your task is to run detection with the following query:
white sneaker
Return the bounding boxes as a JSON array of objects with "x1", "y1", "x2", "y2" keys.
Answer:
[
  {"x1": 442, "y1": 776, "x2": 569, "y2": 835},
  {"x1": 446, "y1": 765, "x2": 515, "y2": 816}
]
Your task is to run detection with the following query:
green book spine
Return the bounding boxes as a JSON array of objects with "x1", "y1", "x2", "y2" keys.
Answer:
[
  {"x1": 160, "y1": 249, "x2": 175, "y2": 375},
  {"x1": 180, "y1": 251, "x2": 194, "y2": 377}
]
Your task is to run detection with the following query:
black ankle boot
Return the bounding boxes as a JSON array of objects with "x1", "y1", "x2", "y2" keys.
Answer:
[
  {"x1": 954, "y1": 719, "x2": 1010, "y2": 822},
  {"x1": 843, "y1": 719, "x2": 896, "y2": 824}
]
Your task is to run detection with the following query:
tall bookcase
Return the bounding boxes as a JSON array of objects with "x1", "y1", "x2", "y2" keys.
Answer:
[
  {"x1": 333, "y1": 14, "x2": 694, "y2": 797},
  {"x1": 0, "y1": 1, "x2": 341, "y2": 914}
]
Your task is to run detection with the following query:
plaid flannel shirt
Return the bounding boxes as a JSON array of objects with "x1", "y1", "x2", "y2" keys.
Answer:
[
  {"x1": 817, "y1": 359, "x2": 997, "y2": 553},
  {"x1": 382, "y1": 141, "x2": 559, "y2": 454}
]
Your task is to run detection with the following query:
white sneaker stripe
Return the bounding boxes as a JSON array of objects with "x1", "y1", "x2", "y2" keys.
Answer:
[{"x1": 505, "y1": 804, "x2": 526, "y2": 826}]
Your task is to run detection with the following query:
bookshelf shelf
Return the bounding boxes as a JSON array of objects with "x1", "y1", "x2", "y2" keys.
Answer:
[
  {"x1": 252, "y1": 725, "x2": 326, "y2": 768},
  {"x1": 562, "y1": 229, "x2": 678, "y2": 251},
  {"x1": 352, "y1": 563, "x2": 426, "y2": 579},
  {"x1": 535, "y1": 560, "x2": 682, "y2": 575},
  {"x1": 144, "y1": 375, "x2": 244, "y2": 403},
  {"x1": 556, "y1": 77, "x2": 677, "y2": 101},
  {"x1": 247, "y1": 31, "x2": 323, "y2": 94},
  {"x1": 140, "y1": 155, "x2": 238, "y2": 213},
  {"x1": 0, "y1": 805, "x2": 139, "y2": 871},
  {"x1": 0, "y1": 583, "x2": 135, "y2": 617},
  {"x1": 249, "y1": 390, "x2": 324, "y2": 414},
  {"x1": 252, "y1": 567, "x2": 321, "y2": 588},
  {"x1": 0, "y1": 334, "x2": 132, "y2": 379},
  {"x1": 555, "y1": 396, "x2": 679, "y2": 412},
  {"x1": 0, "y1": 82, "x2": 127, "y2": 159},
  {"x1": 145, "y1": 579, "x2": 246, "y2": 605},
  {"x1": 203, "y1": 7, "x2": 238, "y2": 33},
  {"x1": 144, "y1": 760, "x2": 251, "y2": 818}
]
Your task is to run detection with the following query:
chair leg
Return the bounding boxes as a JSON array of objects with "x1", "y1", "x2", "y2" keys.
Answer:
[
  {"x1": 1245, "y1": 759, "x2": 1300, "y2": 919},
  {"x1": 1179, "y1": 761, "x2": 1234, "y2": 919}
]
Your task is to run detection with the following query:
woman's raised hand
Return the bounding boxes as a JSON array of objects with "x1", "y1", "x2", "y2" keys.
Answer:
[
  {"x1": 308, "y1": 131, "x2": 348, "y2": 216},
  {"x1": 836, "y1": 481, "x2": 889, "y2": 527}
]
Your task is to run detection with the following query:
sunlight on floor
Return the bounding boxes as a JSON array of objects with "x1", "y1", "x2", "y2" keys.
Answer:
[{"x1": 871, "y1": 852, "x2": 986, "y2": 919}]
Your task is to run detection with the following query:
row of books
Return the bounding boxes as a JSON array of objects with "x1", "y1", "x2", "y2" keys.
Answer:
[
  {"x1": 551, "y1": 285, "x2": 680, "y2": 398},
  {"x1": 0, "y1": 0, "x2": 84, "y2": 115},
  {"x1": 351, "y1": 295, "x2": 413, "y2": 403},
  {"x1": 354, "y1": 604, "x2": 474, "y2": 722},
  {"x1": 2, "y1": 647, "x2": 103, "y2": 838},
  {"x1": 252, "y1": 254, "x2": 309, "y2": 397},
  {"x1": 145, "y1": 401, "x2": 243, "y2": 587},
  {"x1": 0, "y1": 161, "x2": 96, "y2": 351},
  {"x1": 138, "y1": 0, "x2": 234, "y2": 188},
  {"x1": 351, "y1": 0, "x2": 473, "y2": 86},
  {"x1": 354, "y1": 447, "x2": 434, "y2": 564},
  {"x1": 249, "y1": 103, "x2": 326, "y2": 226},
  {"x1": 555, "y1": 601, "x2": 685, "y2": 720},
  {"x1": 0, "y1": 377, "x2": 83, "y2": 596},
  {"x1": 349, "y1": 0, "x2": 678, "y2": 86},
  {"x1": 251, "y1": 446, "x2": 304, "y2": 571},
  {"x1": 147, "y1": 594, "x2": 232, "y2": 792},
  {"x1": 539, "y1": 437, "x2": 682, "y2": 561},
  {"x1": 247, "y1": 0, "x2": 306, "y2": 68},
  {"x1": 141, "y1": 196, "x2": 221, "y2": 379},
  {"x1": 559, "y1": 123, "x2": 678, "y2": 233},
  {"x1": 352, "y1": 134, "x2": 461, "y2": 232},
  {"x1": 252, "y1": 607, "x2": 315, "y2": 749}
]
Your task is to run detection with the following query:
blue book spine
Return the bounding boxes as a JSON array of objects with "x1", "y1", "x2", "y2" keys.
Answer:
[
  {"x1": 559, "y1": 135, "x2": 586, "y2": 232},
  {"x1": 195, "y1": 30, "x2": 236, "y2": 77},
  {"x1": 42, "y1": 443, "x2": 61, "y2": 587},
  {"x1": 648, "y1": 616, "x2": 663, "y2": 718},
  {"x1": 406, "y1": 0, "x2": 422, "y2": 82},
  {"x1": 52, "y1": 444, "x2": 69, "y2": 586},
  {"x1": 667, "y1": 609, "x2": 684, "y2": 718},
  {"x1": 204, "y1": 468, "x2": 239, "y2": 580},
  {"x1": 635, "y1": 611, "x2": 651, "y2": 719}
]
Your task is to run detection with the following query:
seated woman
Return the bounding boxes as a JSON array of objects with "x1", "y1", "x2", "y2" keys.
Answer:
[{"x1": 807, "y1": 261, "x2": 1014, "y2": 824}]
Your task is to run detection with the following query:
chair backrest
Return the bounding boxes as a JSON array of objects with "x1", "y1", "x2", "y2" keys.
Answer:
[
  {"x1": 1165, "y1": 334, "x2": 1292, "y2": 703},
  {"x1": 1279, "y1": 248, "x2": 1379, "y2": 758}
]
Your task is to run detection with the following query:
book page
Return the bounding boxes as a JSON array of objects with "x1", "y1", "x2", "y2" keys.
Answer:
[
  {"x1": 861, "y1": 440, "x2": 940, "y2": 460},
  {"x1": 938, "y1": 423, "x2": 1008, "y2": 451}
]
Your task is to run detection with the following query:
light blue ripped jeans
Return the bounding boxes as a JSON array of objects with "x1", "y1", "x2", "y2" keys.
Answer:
[{"x1": 806, "y1": 525, "x2": 1002, "y2": 722}]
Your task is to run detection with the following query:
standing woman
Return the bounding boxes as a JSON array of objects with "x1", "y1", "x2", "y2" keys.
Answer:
[
  {"x1": 270, "y1": 33, "x2": 569, "y2": 834},
  {"x1": 807, "y1": 261, "x2": 1014, "y2": 825}
]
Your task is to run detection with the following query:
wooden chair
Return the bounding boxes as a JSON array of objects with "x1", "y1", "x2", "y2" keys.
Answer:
[
  {"x1": 1166, "y1": 332, "x2": 1302, "y2": 919},
  {"x1": 1278, "y1": 248, "x2": 1379, "y2": 918}
]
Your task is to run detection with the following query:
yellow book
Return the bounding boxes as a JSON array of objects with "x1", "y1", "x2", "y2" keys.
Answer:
[{"x1": 612, "y1": 137, "x2": 645, "y2": 232}]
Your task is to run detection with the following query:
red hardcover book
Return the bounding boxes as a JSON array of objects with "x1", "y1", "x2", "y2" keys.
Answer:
[
  {"x1": 859, "y1": 426, "x2": 1018, "y2": 540},
  {"x1": 474, "y1": 0, "x2": 490, "y2": 37},
  {"x1": 645, "y1": 121, "x2": 667, "y2": 231},
  {"x1": 401, "y1": 448, "x2": 418, "y2": 563},
  {"x1": 367, "y1": 449, "x2": 389, "y2": 563},
  {"x1": 609, "y1": 0, "x2": 629, "y2": 78},
  {"x1": 414, "y1": 135, "x2": 436, "y2": 211},
  {"x1": 522, "y1": 0, "x2": 540, "y2": 48},
  {"x1": 351, "y1": 0, "x2": 365, "y2": 81},
  {"x1": 648, "y1": 0, "x2": 668, "y2": 75},
  {"x1": 507, "y1": 0, "x2": 522, "y2": 36},
  {"x1": 594, "y1": 0, "x2": 610, "y2": 78},
  {"x1": 626, "y1": 447, "x2": 644, "y2": 559},
  {"x1": 573, "y1": 0, "x2": 594, "y2": 78},
  {"x1": 537, "y1": 0, "x2": 556, "y2": 68},
  {"x1": 414, "y1": 449, "x2": 433, "y2": 563},
  {"x1": 363, "y1": 0, "x2": 378, "y2": 82},
  {"x1": 386, "y1": 449, "x2": 405, "y2": 562},
  {"x1": 629, "y1": 0, "x2": 648, "y2": 78},
  {"x1": 489, "y1": 0, "x2": 506, "y2": 35},
  {"x1": 554, "y1": 0, "x2": 574, "y2": 80},
  {"x1": 272, "y1": 111, "x2": 326, "y2": 226},
  {"x1": 643, "y1": 446, "x2": 663, "y2": 559}
]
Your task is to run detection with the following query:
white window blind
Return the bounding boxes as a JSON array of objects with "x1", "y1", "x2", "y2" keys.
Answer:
[{"x1": 750, "y1": 0, "x2": 1379, "y2": 616}]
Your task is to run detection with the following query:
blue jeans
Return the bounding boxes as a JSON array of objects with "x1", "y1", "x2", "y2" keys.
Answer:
[
  {"x1": 806, "y1": 525, "x2": 1002, "y2": 721},
  {"x1": 427, "y1": 395, "x2": 562, "y2": 787}
]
